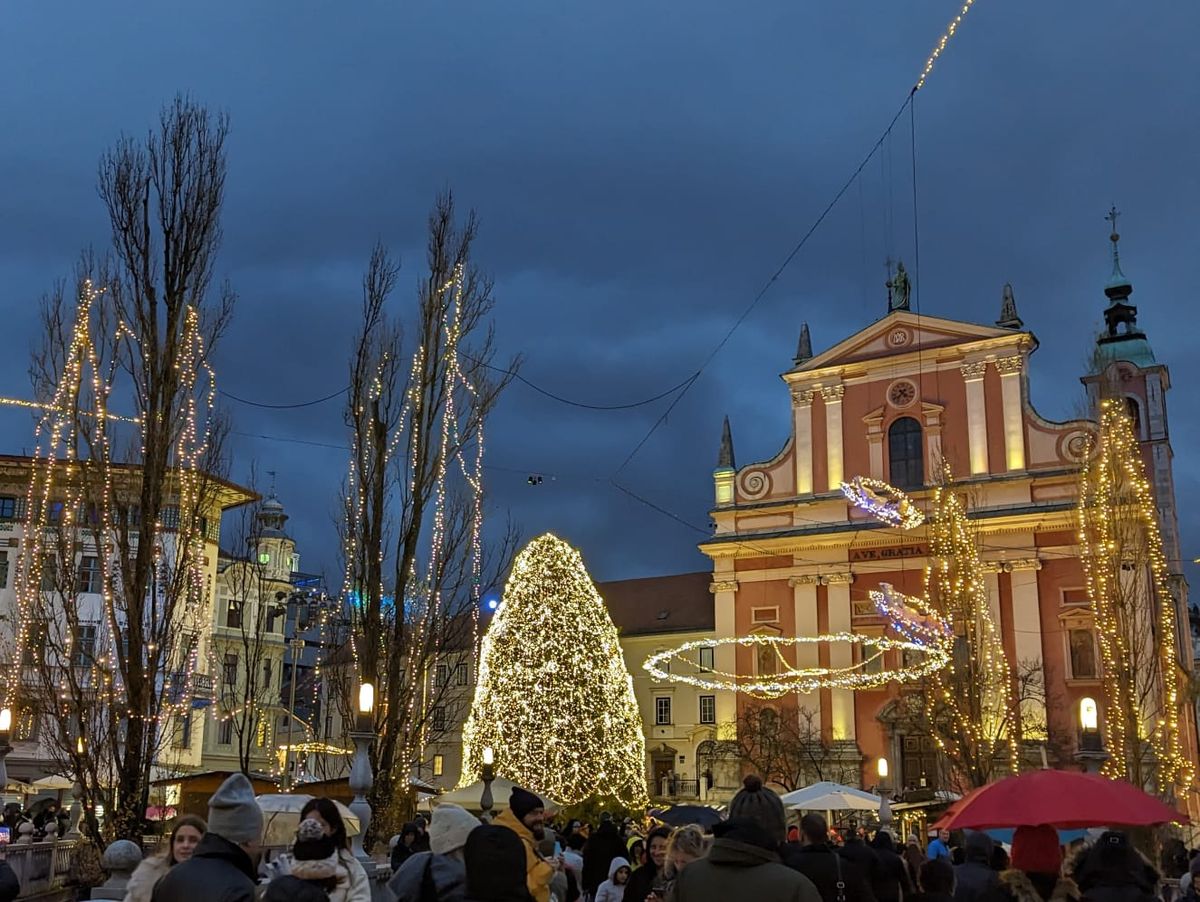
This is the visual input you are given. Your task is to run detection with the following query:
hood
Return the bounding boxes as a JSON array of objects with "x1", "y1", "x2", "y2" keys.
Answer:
[
  {"x1": 964, "y1": 830, "x2": 994, "y2": 863},
  {"x1": 998, "y1": 870, "x2": 1081, "y2": 902},
  {"x1": 706, "y1": 838, "x2": 781, "y2": 869},
  {"x1": 607, "y1": 857, "x2": 630, "y2": 882}
]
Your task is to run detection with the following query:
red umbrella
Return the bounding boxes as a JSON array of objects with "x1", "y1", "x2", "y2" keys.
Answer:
[{"x1": 934, "y1": 770, "x2": 1187, "y2": 830}]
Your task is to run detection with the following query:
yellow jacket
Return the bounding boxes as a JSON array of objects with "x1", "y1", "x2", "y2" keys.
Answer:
[{"x1": 494, "y1": 808, "x2": 555, "y2": 902}]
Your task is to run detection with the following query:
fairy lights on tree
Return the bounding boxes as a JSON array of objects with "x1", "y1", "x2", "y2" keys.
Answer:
[
  {"x1": 462, "y1": 534, "x2": 648, "y2": 809},
  {"x1": 1078, "y1": 399, "x2": 1193, "y2": 793}
]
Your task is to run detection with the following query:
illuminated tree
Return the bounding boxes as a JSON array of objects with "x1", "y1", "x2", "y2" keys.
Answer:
[
  {"x1": 461, "y1": 534, "x2": 649, "y2": 808},
  {"x1": 1078, "y1": 399, "x2": 1192, "y2": 793},
  {"x1": 901, "y1": 472, "x2": 1020, "y2": 791}
]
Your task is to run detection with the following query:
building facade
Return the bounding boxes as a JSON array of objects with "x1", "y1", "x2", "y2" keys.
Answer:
[{"x1": 700, "y1": 238, "x2": 1197, "y2": 815}]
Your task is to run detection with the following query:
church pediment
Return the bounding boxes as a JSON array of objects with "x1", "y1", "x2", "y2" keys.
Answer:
[{"x1": 787, "y1": 311, "x2": 1024, "y2": 376}]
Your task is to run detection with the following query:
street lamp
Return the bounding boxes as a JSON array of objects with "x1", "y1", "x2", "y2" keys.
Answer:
[
  {"x1": 0, "y1": 708, "x2": 12, "y2": 790},
  {"x1": 348, "y1": 681, "x2": 376, "y2": 867},
  {"x1": 876, "y1": 757, "x2": 892, "y2": 827},
  {"x1": 1074, "y1": 696, "x2": 1107, "y2": 773},
  {"x1": 480, "y1": 747, "x2": 496, "y2": 818},
  {"x1": 281, "y1": 636, "x2": 306, "y2": 791}
]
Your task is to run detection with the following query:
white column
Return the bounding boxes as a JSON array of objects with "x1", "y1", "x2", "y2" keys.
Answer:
[
  {"x1": 793, "y1": 389, "x2": 814, "y2": 495},
  {"x1": 961, "y1": 362, "x2": 990, "y2": 475},
  {"x1": 826, "y1": 580, "x2": 856, "y2": 741},
  {"x1": 711, "y1": 578, "x2": 739, "y2": 732},
  {"x1": 791, "y1": 579, "x2": 821, "y2": 717},
  {"x1": 984, "y1": 572, "x2": 1002, "y2": 631},
  {"x1": 822, "y1": 385, "x2": 845, "y2": 491},
  {"x1": 996, "y1": 356, "x2": 1026, "y2": 471},
  {"x1": 1009, "y1": 563, "x2": 1047, "y2": 739}
]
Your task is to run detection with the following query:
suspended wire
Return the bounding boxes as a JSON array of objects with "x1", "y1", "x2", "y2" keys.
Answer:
[
  {"x1": 220, "y1": 387, "x2": 348, "y2": 409},
  {"x1": 613, "y1": 92, "x2": 915, "y2": 478}
]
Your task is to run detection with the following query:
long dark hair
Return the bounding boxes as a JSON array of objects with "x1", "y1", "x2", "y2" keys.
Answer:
[
  {"x1": 167, "y1": 815, "x2": 208, "y2": 865},
  {"x1": 300, "y1": 798, "x2": 349, "y2": 851}
]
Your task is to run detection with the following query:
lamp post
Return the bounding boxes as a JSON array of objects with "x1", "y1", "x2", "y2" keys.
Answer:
[
  {"x1": 876, "y1": 757, "x2": 893, "y2": 827},
  {"x1": 67, "y1": 734, "x2": 84, "y2": 837},
  {"x1": 348, "y1": 682, "x2": 376, "y2": 867},
  {"x1": 480, "y1": 747, "x2": 496, "y2": 819},
  {"x1": 281, "y1": 636, "x2": 306, "y2": 791},
  {"x1": 0, "y1": 708, "x2": 12, "y2": 792},
  {"x1": 1074, "y1": 696, "x2": 1108, "y2": 774}
]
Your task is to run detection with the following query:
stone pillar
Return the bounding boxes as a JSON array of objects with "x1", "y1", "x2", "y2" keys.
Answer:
[
  {"x1": 826, "y1": 577, "x2": 856, "y2": 741},
  {"x1": 821, "y1": 385, "x2": 845, "y2": 491},
  {"x1": 996, "y1": 356, "x2": 1026, "y2": 471},
  {"x1": 793, "y1": 389, "x2": 815, "y2": 495},
  {"x1": 1009, "y1": 560, "x2": 1047, "y2": 737},
  {"x1": 711, "y1": 577, "x2": 739, "y2": 729},
  {"x1": 790, "y1": 577, "x2": 821, "y2": 717},
  {"x1": 961, "y1": 362, "x2": 990, "y2": 475}
]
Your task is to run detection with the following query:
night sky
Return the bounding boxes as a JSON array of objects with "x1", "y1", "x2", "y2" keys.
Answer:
[{"x1": 3, "y1": 3, "x2": 1198, "y2": 588}]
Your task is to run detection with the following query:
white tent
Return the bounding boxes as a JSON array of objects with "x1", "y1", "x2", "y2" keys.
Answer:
[
  {"x1": 780, "y1": 781, "x2": 880, "y2": 812},
  {"x1": 434, "y1": 778, "x2": 561, "y2": 814}
]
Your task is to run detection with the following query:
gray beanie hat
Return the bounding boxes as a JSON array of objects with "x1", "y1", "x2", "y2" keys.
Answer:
[
  {"x1": 429, "y1": 804, "x2": 480, "y2": 855},
  {"x1": 208, "y1": 773, "x2": 264, "y2": 844},
  {"x1": 727, "y1": 775, "x2": 786, "y2": 846}
]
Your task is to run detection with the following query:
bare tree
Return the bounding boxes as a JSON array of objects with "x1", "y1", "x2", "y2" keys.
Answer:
[
  {"x1": 337, "y1": 194, "x2": 518, "y2": 838},
  {"x1": 728, "y1": 702, "x2": 860, "y2": 792},
  {"x1": 14, "y1": 96, "x2": 235, "y2": 841}
]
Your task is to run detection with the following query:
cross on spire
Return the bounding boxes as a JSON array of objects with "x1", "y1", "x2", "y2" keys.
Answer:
[{"x1": 1105, "y1": 205, "x2": 1127, "y2": 285}]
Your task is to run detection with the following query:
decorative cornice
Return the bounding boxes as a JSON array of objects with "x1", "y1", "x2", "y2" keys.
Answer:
[
  {"x1": 995, "y1": 355, "x2": 1024, "y2": 376},
  {"x1": 819, "y1": 384, "x2": 845, "y2": 403},
  {"x1": 788, "y1": 572, "x2": 854, "y2": 587},
  {"x1": 960, "y1": 361, "x2": 989, "y2": 380},
  {"x1": 982, "y1": 557, "x2": 1043, "y2": 573},
  {"x1": 710, "y1": 579, "x2": 739, "y2": 594},
  {"x1": 791, "y1": 388, "x2": 815, "y2": 406}
]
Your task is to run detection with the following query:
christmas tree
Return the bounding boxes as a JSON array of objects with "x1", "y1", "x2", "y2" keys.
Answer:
[
  {"x1": 1078, "y1": 398, "x2": 1192, "y2": 791},
  {"x1": 461, "y1": 533, "x2": 648, "y2": 807}
]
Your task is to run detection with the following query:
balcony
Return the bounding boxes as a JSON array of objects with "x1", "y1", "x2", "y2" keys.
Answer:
[
  {"x1": 6, "y1": 839, "x2": 75, "y2": 899},
  {"x1": 652, "y1": 777, "x2": 702, "y2": 801}
]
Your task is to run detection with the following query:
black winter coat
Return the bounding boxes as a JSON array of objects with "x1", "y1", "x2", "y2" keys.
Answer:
[
  {"x1": 783, "y1": 843, "x2": 878, "y2": 902},
  {"x1": 872, "y1": 848, "x2": 913, "y2": 902},
  {"x1": 954, "y1": 861, "x2": 999, "y2": 902},
  {"x1": 581, "y1": 824, "x2": 627, "y2": 894},
  {"x1": 623, "y1": 863, "x2": 664, "y2": 902},
  {"x1": 0, "y1": 860, "x2": 19, "y2": 902},
  {"x1": 152, "y1": 833, "x2": 257, "y2": 902}
]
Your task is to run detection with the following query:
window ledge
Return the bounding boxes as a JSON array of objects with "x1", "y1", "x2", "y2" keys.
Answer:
[{"x1": 1065, "y1": 677, "x2": 1102, "y2": 687}]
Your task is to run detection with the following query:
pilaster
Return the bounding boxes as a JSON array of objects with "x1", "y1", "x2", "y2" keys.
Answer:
[
  {"x1": 826, "y1": 578, "x2": 856, "y2": 741},
  {"x1": 961, "y1": 361, "x2": 990, "y2": 475},
  {"x1": 995, "y1": 356, "x2": 1026, "y2": 471},
  {"x1": 821, "y1": 385, "x2": 845, "y2": 491},
  {"x1": 793, "y1": 389, "x2": 815, "y2": 495}
]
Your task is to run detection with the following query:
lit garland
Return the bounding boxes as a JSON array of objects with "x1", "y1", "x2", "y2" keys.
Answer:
[
  {"x1": 919, "y1": 472, "x2": 1018, "y2": 778},
  {"x1": 915, "y1": 0, "x2": 979, "y2": 91},
  {"x1": 870, "y1": 582, "x2": 953, "y2": 647},
  {"x1": 461, "y1": 534, "x2": 648, "y2": 808},
  {"x1": 644, "y1": 631, "x2": 950, "y2": 699},
  {"x1": 841, "y1": 476, "x2": 925, "y2": 529},
  {"x1": 1078, "y1": 399, "x2": 1193, "y2": 790}
]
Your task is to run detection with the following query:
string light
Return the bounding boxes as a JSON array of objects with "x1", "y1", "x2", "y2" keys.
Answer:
[
  {"x1": 841, "y1": 476, "x2": 925, "y2": 529},
  {"x1": 461, "y1": 534, "x2": 648, "y2": 808},
  {"x1": 644, "y1": 631, "x2": 950, "y2": 699},
  {"x1": 915, "y1": 0, "x2": 979, "y2": 92},
  {"x1": 1078, "y1": 399, "x2": 1193, "y2": 791}
]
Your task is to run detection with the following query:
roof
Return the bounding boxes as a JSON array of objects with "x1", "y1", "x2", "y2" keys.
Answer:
[{"x1": 598, "y1": 571, "x2": 714, "y2": 636}]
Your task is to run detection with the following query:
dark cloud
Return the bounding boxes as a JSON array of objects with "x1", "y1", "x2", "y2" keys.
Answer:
[{"x1": 2, "y1": 1, "x2": 1198, "y2": 586}]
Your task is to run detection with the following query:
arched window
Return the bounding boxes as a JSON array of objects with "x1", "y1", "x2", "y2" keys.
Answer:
[
  {"x1": 888, "y1": 417, "x2": 924, "y2": 489},
  {"x1": 1125, "y1": 396, "x2": 1143, "y2": 439}
]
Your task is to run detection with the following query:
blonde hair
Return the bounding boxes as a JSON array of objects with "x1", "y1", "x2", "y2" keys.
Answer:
[{"x1": 664, "y1": 824, "x2": 711, "y2": 878}]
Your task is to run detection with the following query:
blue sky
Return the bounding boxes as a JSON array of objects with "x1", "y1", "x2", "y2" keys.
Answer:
[{"x1": 2, "y1": 2, "x2": 1198, "y2": 585}]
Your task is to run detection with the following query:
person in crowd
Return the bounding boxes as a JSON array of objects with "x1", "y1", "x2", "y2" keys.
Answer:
[
  {"x1": 788, "y1": 826, "x2": 801, "y2": 845},
  {"x1": 927, "y1": 831, "x2": 952, "y2": 863},
  {"x1": 1162, "y1": 838, "x2": 1189, "y2": 883},
  {"x1": 537, "y1": 830, "x2": 572, "y2": 902},
  {"x1": 869, "y1": 830, "x2": 913, "y2": 902},
  {"x1": 917, "y1": 859, "x2": 956, "y2": 902},
  {"x1": 990, "y1": 846, "x2": 1009, "y2": 874},
  {"x1": 953, "y1": 832, "x2": 998, "y2": 902},
  {"x1": 292, "y1": 798, "x2": 370, "y2": 902},
  {"x1": 124, "y1": 815, "x2": 207, "y2": 902},
  {"x1": 152, "y1": 773, "x2": 264, "y2": 902},
  {"x1": 1183, "y1": 866, "x2": 1200, "y2": 902},
  {"x1": 673, "y1": 817, "x2": 819, "y2": 902},
  {"x1": 583, "y1": 814, "x2": 630, "y2": 900},
  {"x1": 626, "y1": 838, "x2": 646, "y2": 871},
  {"x1": 494, "y1": 787, "x2": 557, "y2": 902},
  {"x1": 393, "y1": 823, "x2": 420, "y2": 871},
  {"x1": 623, "y1": 827, "x2": 669, "y2": 902},
  {"x1": 413, "y1": 815, "x2": 432, "y2": 854},
  {"x1": 389, "y1": 804, "x2": 478, "y2": 902},
  {"x1": 270, "y1": 817, "x2": 354, "y2": 902},
  {"x1": 32, "y1": 801, "x2": 60, "y2": 840},
  {"x1": 904, "y1": 836, "x2": 926, "y2": 889},
  {"x1": 1071, "y1": 830, "x2": 1156, "y2": 902},
  {"x1": 595, "y1": 857, "x2": 630, "y2": 902},
  {"x1": 1181, "y1": 855, "x2": 1200, "y2": 899},
  {"x1": 788, "y1": 814, "x2": 877, "y2": 902},
  {"x1": 463, "y1": 824, "x2": 536, "y2": 902},
  {"x1": 980, "y1": 824, "x2": 1078, "y2": 902},
  {"x1": 562, "y1": 832, "x2": 586, "y2": 893},
  {"x1": 840, "y1": 822, "x2": 881, "y2": 895},
  {"x1": 662, "y1": 825, "x2": 709, "y2": 895},
  {"x1": 2, "y1": 804, "x2": 21, "y2": 835},
  {"x1": 0, "y1": 854, "x2": 18, "y2": 902}
]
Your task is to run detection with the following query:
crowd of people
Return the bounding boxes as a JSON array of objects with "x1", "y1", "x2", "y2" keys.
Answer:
[{"x1": 110, "y1": 772, "x2": 1187, "y2": 902}]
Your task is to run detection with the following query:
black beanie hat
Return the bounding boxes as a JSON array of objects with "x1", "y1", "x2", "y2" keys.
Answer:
[
  {"x1": 727, "y1": 775, "x2": 786, "y2": 846},
  {"x1": 509, "y1": 786, "x2": 544, "y2": 821}
]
